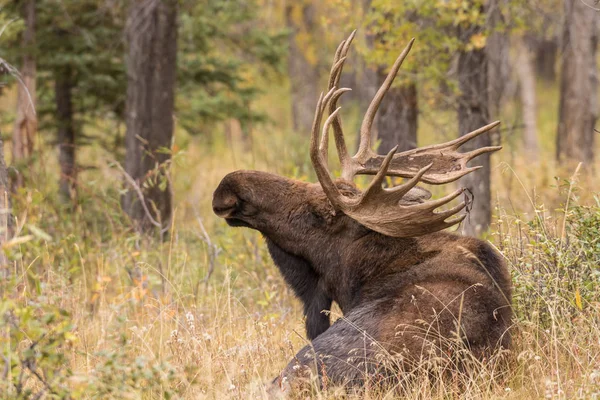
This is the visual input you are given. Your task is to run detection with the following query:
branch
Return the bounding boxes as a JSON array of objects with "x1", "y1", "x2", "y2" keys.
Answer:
[
  {"x1": 0, "y1": 57, "x2": 36, "y2": 116},
  {"x1": 112, "y1": 160, "x2": 162, "y2": 230},
  {"x1": 192, "y1": 206, "x2": 222, "y2": 285}
]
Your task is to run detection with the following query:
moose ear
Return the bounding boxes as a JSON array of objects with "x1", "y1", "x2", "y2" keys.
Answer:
[
  {"x1": 399, "y1": 186, "x2": 432, "y2": 206},
  {"x1": 306, "y1": 195, "x2": 336, "y2": 225},
  {"x1": 307, "y1": 181, "x2": 359, "y2": 225}
]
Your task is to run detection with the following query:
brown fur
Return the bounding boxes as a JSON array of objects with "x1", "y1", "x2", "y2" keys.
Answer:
[{"x1": 212, "y1": 170, "x2": 512, "y2": 391}]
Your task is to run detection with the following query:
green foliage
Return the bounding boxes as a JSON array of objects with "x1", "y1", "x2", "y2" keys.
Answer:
[
  {"x1": 362, "y1": 0, "x2": 490, "y2": 92},
  {"x1": 497, "y1": 184, "x2": 600, "y2": 326},
  {"x1": 571, "y1": 198, "x2": 600, "y2": 265},
  {"x1": 175, "y1": 0, "x2": 286, "y2": 133},
  {"x1": 323, "y1": 0, "x2": 526, "y2": 109},
  {"x1": 0, "y1": 299, "x2": 75, "y2": 398},
  {"x1": 0, "y1": 0, "x2": 127, "y2": 154},
  {"x1": 0, "y1": 296, "x2": 189, "y2": 399},
  {"x1": 2, "y1": 0, "x2": 284, "y2": 154}
]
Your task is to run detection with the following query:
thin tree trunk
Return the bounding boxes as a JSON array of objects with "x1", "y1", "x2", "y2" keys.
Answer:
[
  {"x1": 285, "y1": 3, "x2": 319, "y2": 135},
  {"x1": 376, "y1": 75, "x2": 417, "y2": 153},
  {"x1": 123, "y1": 0, "x2": 178, "y2": 232},
  {"x1": 556, "y1": 0, "x2": 598, "y2": 164},
  {"x1": 516, "y1": 38, "x2": 539, "y2": 159},
  {"x1": 457, "y1": 21, "x2": 491, "y2": 237},
  {"x1": 12, "y1": 0, "x2": 37, "y2": 190},
  {"x1": 0, "y1": 137, "x2": 12, "y2": 272},
  {"x1": 55, "y1": 67, "x2": 76, "y2": 201}
]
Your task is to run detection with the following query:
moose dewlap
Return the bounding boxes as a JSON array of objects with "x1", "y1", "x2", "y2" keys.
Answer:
[{"x1": 212, "y1": 31, "x2": 511, "y2": 394}]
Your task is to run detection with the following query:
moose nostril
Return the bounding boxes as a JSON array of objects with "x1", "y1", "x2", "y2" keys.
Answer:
[{"x1": 213, "y1": 204, "x2": 236, "y2": 217}]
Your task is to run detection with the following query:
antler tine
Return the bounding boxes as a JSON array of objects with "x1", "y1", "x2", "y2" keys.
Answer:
[
  {"x1": 434, "y1": 214, "x2": 467, "y2": 232},
  {"x1": 356, "y1": 38, "x2": 415, "y2": 162},
  {"x1": 333, "y1": 30, "x2": 356, "y2": 89},
  {"x1": 432, "y1": 121, "x2": 501, "y2": 151},
  {"x1": 386, "y1": 163, "x2": 433, "y2": 202},
  {"x1": 328, "y1": 57, "x2": 348, "y2": 91},
  {"x1": 434, "y1": 200, "x2": 467, "y2": 220},
  {"x1": 310, "y1": 102, "x2": 344, "y2": 210},
  {"x1": 321, "y1": 87, "x2": 337, "y2": 109},
  {"x1": 327, "y1": 30, "x2": 356, "y2": 90},
  {"x1": 333, "y1": 39, "x2": 345, "y2": 63},
  {"x1": 311, "y1": 87, "x2": 335, "y2": 156},
  {"x1": 465, "y1": 145, "x2": 503, "y2": 161},
  {"x1": 319, "y1": 88, "x2": 351, "y2": 162},
  {"x1": 326, "y1": 31, "x2": 356, "y2": 170},
  {"x1": 311, "y1": 92, "x2": 325, "y2": 130},
  {"x1": 420, "y1": 188, "x2": 465, "y2": 210},
  {"x1": 341, "y1": 30, "x2": 356, "y2": 58},
  {"x1": 362, "y1": 146, "x2": 398, "y2": 200},
  {"x1": 310, "y1": 91, "x2": 328, "y2": 156},
  {"x1": 321, "y1": 106, "x2": 342, "y2": 154},
  {"x1": 330, "y1": 88, "x2": 352, "y2": 166}
]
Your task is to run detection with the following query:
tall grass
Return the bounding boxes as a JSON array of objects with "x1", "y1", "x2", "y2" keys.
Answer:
[{"x1": 1, "y1": 83, "x2": 599, "y2": 399}]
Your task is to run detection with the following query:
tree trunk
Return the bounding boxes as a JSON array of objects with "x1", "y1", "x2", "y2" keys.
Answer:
[
  {"x1": 556, "y1": 0, "x2": 598, "y2": 165},
  {"x1": 535, "y1": 38, "x2": 557, "y2": 82},
  {"x1": 457, "y1": 26, "x2": 491, "y2": 237},
  {"x1": 12, "y1": 0, "x2": 37, "y2": 190},
  {"x1": 364, "y1": 0, "x2": 418, "y2": 154},
  {"x1": 515, "y1": 38, "x2": 539, "y2": 159},
  {"x1": 123, "y1": 0, "x2": 178, "y2": 232},
  {"x1": 55, "y1": 67, "x2": 76, "y2": 201},
  {"x1": 486, "y1": 0, "x2": 510, "y2": 118},
  {"x1": 285, "y1": 3, "x2": 320, "y2": 135},
  {"x1": 376, "y1": 74, "x2": 417, "y2": 154},
  {"x1": 357, "y1": 0, "x2": 379, "y2": 120}
]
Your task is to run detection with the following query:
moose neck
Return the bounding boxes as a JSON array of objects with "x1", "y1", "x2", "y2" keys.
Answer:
[
  {"x1": 263, "y1": 226, "x2": 421, "y2": 313},
  {"x1": 263, "y1": 228, "x2": 355, "y2": 309}
]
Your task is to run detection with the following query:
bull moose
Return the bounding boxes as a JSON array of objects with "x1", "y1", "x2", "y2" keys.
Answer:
[{"x1": 212, "y1": 31, "x2": 512, "y2": 393}]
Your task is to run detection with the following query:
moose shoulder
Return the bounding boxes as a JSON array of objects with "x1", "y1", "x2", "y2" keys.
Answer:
[{"x1": 212, "y1": 31, "x2": 511, "y2": 392}]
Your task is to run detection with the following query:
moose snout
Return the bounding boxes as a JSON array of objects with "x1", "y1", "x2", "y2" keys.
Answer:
[{"x1": 212, "y1": 188, "x2": 238, "y2": 218}]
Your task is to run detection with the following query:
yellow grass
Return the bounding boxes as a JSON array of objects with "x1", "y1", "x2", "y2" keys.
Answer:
[{"x1": 1, "y1": 81, "x2": 599, "y2": 399}]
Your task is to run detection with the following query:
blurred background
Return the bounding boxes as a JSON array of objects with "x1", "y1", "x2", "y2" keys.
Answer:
[{"x1": 0, "y1": 1, "x2": 598, "y2": 398}]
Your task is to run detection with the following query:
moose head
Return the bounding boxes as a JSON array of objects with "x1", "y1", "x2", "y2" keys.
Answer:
[{"x1": 213, "y1": 31, "x2": 500, "y2": 257}]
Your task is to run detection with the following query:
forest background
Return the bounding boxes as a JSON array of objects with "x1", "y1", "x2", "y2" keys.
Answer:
[{"x1": 0, "y1": 0, "x2": 599, "y2": 398}]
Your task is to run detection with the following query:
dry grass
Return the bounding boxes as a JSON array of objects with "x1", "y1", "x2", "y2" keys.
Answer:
[{"x1": 1, "y1": 81, "x2": 600, "y2": 399}]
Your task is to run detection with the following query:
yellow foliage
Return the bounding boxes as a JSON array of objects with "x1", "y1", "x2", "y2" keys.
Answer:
[{"x1": 468, "y1": 32, "x2": 487, "y2": 50}]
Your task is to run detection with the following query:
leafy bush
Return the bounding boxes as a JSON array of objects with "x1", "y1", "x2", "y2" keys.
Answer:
[{"x1": 494, "y1": 184, "x2": 600, "y2": 399}]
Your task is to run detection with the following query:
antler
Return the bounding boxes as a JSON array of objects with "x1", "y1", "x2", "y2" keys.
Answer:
[{"x1": 309, "y1": 31, "x2": 502, "y2": 237}]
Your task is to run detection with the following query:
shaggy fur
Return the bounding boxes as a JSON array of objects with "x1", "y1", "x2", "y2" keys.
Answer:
[{"x1": 212, "y1": 170, "x2": 512, "y2": 390}]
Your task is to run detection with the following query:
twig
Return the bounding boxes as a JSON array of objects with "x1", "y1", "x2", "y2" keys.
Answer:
[
  {"x1": 579, "y1": 0, "x2": 600, "y2": 11},
  {"x1": 0, "y1": 18, "x2": 18, "y2": 39},
  {"x1": 112, "y1": 160, "x2": 162, "y2": 230},
  {"x1": 192, "y1": 206, "x2": 221, "y2": 285},
  {"x1": 2, "y1": 355, "x2": 9, "y2": 381},
  {"x1": 559, "y1": 162, "x2": 582, "y2": 247},
  {"x1": 0, "y1": 57, "x2": 35, "y2": 116}
]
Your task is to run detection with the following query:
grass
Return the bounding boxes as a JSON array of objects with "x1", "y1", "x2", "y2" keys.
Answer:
[{"x1": 1, "y1": 81, "x2": 600, "y2": 399}]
